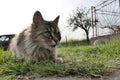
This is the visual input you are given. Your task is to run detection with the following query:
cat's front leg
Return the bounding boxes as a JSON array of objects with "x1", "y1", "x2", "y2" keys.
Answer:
[
  {"x1": 50, "y1": 52, "x2": 63, "y2": 63},
  {"x1": 56, "y1": 57, "x2": 63, "y2": 63}
]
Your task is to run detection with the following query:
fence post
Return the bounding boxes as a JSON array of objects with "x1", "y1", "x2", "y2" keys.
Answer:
[{"x1": 65, "y1": 36, "x2": 68, "y2": 46}]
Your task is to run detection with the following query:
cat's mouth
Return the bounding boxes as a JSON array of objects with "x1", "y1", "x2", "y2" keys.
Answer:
[
  {"x1": 49, "y1": 45, "x2": 56, "y2": 47},
  {"x1": 49, "y1": 41, "x2": 59, "y2": 47},
  {"x1": 48, "y1": 39, "x2": 59, "y2": 47}
]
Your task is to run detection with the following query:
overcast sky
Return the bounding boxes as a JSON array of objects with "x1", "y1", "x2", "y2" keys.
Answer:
[{"x1": 0, "y1": 0, "x2": 104, "y2": 40}]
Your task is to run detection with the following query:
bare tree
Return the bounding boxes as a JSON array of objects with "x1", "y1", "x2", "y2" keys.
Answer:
[{"x1": 67, "y1": 8, "x2": 92, "y2": 44}]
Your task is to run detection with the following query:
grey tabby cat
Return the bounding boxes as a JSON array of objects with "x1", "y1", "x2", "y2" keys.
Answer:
[{"x1": 10, "y1": 11, "x2": 63, "y2": 63}]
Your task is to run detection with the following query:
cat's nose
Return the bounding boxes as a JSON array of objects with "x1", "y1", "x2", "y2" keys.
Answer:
[
  {"x1": 55, "y1": 40, "x2": 59, "y2": 45},
  {"x1": 53, "y1": 37, "x2": 59, "y2": 45}
]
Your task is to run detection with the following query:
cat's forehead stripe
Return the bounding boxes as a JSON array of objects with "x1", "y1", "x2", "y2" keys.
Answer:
[{"x1": 46, "y1": 22, "x2": 55, "y2": 31}]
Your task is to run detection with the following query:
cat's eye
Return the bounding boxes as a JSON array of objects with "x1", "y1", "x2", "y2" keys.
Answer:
[{"x1": 42, "y1": 32, "x2": 52, "y2": 39}]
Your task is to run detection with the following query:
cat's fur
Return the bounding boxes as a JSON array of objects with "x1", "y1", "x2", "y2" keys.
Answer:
[{"x1": 9, "y1": 11, "x2": 63, "y2": 63}]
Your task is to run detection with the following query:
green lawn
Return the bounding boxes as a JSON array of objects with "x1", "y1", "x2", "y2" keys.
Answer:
[{"x1": 0, "y1": 39, "x2": 120, "y2": 79}]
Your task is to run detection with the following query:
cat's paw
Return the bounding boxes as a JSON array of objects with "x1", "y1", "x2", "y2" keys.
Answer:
[{"x1": 56, "y1": 57, "x2": 63, "y2": 63}]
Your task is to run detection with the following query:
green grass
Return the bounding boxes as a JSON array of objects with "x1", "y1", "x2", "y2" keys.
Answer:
[
  {"x1": 60, "y1": 39, "x2": 88, "y2": 47},
  {"x1": 0, "y1": 39, "x2": 120, "y2": 79}
]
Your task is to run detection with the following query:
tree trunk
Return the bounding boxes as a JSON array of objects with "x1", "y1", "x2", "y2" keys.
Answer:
[{"x1": 85, "y1": 30, "x2": 90, "y2": 45}]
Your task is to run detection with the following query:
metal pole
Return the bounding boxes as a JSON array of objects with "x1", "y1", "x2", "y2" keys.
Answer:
[
  {"x1": 93, "y1": 7, "x2": 97, "y2": 37},
  {"x1": 91, "y1": 6, "x2": 95, "y2": 37},
  {"x1": 119, "y1": 0, "x2": 120, "y2": 7}
]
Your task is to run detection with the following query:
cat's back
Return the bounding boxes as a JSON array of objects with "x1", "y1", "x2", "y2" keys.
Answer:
[{"x1": 10, "y1": 26, "x2": 31, "y2": 45}]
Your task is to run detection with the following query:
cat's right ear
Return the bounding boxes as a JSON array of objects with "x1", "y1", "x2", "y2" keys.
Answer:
[{"x1": 33, "y1": 11, "x2": 44, "y2": 24}]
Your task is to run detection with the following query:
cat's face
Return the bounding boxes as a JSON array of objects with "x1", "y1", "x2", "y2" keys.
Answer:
[{"x1": 31, "y1": 11, "x2": 61, "y2": 47}]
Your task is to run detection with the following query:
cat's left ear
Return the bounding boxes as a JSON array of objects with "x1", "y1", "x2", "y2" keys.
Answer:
[
  {"x1": 33, "y1": 11, "x2": 44, "y2": 24},
  {"x1": 53, "y1": 16, "x2": 60, "y2": 25}
]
